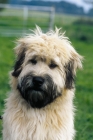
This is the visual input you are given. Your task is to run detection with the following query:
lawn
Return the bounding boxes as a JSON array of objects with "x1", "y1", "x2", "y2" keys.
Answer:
[{"x1": 0, "y1": 14, "x2": 93, "y2": 140}]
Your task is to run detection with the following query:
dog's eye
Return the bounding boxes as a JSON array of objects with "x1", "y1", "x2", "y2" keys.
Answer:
[
  {"x1": 49, "y1": 63, "x2": 57, "y2": 69},
  {"x1": 29, "y1": 59, "x2": 37, "y2": 65}
]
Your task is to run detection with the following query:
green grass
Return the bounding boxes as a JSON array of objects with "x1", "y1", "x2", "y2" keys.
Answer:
[
  {"x1": 73, "y1": 41, "x2": 93, "y2": 140},
  {"x1": 0, "y1": 37, "x2": 15, "y2": 110},
  {"x1": 0, "y1": 37, "x2": 15, "y2": 138},
  {"x1": 0, "y1": 14, "x2": 93, "y2": 139}
]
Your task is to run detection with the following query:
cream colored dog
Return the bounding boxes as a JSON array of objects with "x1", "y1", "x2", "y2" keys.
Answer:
[{"x1": 3, "y1": 26, "x2": 82, "y2": 140}]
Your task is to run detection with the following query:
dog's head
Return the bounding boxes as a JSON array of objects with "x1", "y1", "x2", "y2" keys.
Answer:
[{"x1": 11, "y1": 26, "x2": 82, "y2": 108}]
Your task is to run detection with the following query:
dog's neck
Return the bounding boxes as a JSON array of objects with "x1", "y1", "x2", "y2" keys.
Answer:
[{"x1": 8, "y1": 88, "x2": 74, "y2": 116}]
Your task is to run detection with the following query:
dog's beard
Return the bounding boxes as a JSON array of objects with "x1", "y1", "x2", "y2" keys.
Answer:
[{"x1": 17, "y1": 74, "x2": 61, "y2": 108}]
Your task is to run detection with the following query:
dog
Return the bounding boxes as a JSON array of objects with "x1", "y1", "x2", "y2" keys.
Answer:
[{"x1": 3, "y1": 26, "x2": 82, "y2": 140}]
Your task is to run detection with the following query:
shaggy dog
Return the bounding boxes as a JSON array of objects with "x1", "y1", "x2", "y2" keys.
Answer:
[{"x1": 3, "y1": 26, "x2": 82, "y2": 140}]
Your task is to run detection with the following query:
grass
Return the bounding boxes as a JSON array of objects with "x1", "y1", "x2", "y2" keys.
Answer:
[
  {"x1": 0, "y1": 37, "x2": 15, "y2": 110},
  {"x1": 73, "y1": 41, "x2": 93, "y2": 140},
  {"x1": 0, "y1": 13, "x2": 93, "y2": 139},
  {"x1": 0, "y1": 37, "x2": 15, "y2": 138}
]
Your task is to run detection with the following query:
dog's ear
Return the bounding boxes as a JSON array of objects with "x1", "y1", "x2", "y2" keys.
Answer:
[
  {"x1": 12, "y1": 42, "x2": 26, "y2": 77},
  {"x1": 65, "y1": 51, "x2": 83, "y2": 89}
]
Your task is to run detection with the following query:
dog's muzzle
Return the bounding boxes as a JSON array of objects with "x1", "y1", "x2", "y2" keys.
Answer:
[{"x1": 17, "y1": 74, "x2": 60, "y2": 108}]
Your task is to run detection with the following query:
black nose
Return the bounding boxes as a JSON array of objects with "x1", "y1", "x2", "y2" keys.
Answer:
[{"x1": 33, "y1": 76, "x2": 44, "y2": 87}]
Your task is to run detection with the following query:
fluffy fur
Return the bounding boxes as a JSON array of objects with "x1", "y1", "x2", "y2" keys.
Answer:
[{"x1": 3, "y1": 26, "x2": 82, "y2": 140}]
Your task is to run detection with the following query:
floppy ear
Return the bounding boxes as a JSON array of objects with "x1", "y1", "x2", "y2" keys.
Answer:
[
  {"x1": 65, "y1": 51, "x2": 83, "y2": 89},
  {"x1": 12, "y1": 43, "x2": 26, "y2": 77}
]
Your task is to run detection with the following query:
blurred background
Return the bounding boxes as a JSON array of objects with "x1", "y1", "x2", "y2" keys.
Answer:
[{"x1": 0, "y1": 0, "x2": 93, "y2": 140}]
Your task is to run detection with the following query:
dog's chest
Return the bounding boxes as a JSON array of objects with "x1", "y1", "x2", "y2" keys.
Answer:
[
  {"x1": 3, "y1": 93, "x2": 74, "y2": 140},
  {"x1": 9, "y1": 108, "x2": 65, "y2": 140}
]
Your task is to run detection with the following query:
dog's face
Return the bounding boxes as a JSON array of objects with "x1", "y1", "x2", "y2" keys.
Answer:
[{"x1": 11, "y1": 27, "x2": 82, "y2": 108}]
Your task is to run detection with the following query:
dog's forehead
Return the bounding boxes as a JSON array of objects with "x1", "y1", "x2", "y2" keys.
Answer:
[
  {"x1": 26, "y1": 38, "x2": 68, "y2": 55},
  {"x1": 26, "y1": 49, "x2": 60, "y2": 64},
  {"x1": 17, "y1": 32, "x2": 76, "y2": 64}
]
